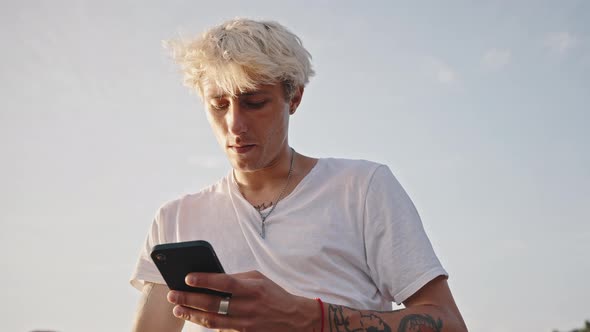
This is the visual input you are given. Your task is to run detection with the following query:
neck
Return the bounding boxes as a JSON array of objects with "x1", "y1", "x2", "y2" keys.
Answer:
[{"x1": 233, "y1": 146, "x2": 295, "y2": 193}]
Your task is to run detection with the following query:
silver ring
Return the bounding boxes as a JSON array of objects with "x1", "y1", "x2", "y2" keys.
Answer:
[{"x1": 218, "y1": 297, "x2": 230, "y2": 315}]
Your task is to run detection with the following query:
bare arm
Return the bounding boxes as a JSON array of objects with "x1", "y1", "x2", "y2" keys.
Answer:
[
  {"x1": 166, "y1": 271, "x2": 467, "y2": 332},
  {"x1": 132, "y1": 282, "x2": 185, "y2": 332},
  {"x1": 322, "y1": 276, "x2": 467, "y2": 332}
]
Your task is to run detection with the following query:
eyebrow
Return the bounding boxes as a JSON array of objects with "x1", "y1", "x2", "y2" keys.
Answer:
[{"x1": 206, "y1": 90, "x2": 272, "y2": 99}]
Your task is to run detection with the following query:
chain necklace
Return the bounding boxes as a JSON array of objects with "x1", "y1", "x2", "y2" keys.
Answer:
[{"x1": 236, "y1": 148, "x2": 295, "y2": 239}]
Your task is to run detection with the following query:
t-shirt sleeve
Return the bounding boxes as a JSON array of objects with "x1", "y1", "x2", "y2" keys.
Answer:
[
  {"x1": 129, "y1": 207, "x2": 169, "y2": 291},
  {"x1": 364, "y1": 165, "x2": 448, "y2": 305}
]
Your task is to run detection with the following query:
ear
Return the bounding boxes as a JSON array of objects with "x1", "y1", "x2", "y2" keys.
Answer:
[{"x1": 289, "y1": 86, "x2": 304, "y2": 115}]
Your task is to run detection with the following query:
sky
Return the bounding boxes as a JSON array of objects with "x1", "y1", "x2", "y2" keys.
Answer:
[{"x1": 1, "y1": 0, "x2": 589, "y2": 331}]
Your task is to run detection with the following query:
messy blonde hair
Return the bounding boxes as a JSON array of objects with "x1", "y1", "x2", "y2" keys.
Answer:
[{"x1": 164, "y1": 18, "x2": 315, "y2": 100}]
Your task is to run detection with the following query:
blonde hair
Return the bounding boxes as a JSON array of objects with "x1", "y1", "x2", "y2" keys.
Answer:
[{"x1": 164, "y1": 18, "x2": 315, "y2": 100}]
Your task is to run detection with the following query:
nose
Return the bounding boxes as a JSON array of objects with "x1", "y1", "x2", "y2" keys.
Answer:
[{"x1": 226, "y1": 101, "x2": 247, "y2": 136}]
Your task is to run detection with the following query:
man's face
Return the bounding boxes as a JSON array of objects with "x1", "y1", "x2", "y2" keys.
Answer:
[{"x1": 202, "y1": 81, "x2": 299, "y2": 172}]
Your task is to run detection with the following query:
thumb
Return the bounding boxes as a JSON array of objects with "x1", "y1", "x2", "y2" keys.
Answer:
[{"x1": 230, "y1": 270, "x2": 265, "y2": 280}]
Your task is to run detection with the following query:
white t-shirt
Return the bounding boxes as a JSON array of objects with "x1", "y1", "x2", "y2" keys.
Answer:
[{"x1": 131, "y1": 158, "x2": 447, "y2": 331}]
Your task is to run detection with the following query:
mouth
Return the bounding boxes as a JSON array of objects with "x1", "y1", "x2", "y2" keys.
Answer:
[{"x1": 229, "y1": 144, "x2": 256, "y2": 154}]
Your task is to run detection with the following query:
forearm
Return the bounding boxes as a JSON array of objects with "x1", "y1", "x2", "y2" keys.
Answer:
[
  {"x1": 303, "y1": 299, "x2": 467, "y2": 332},
  {"x1": 132, "y1": 283, "x2": 185, "y2": 332}
]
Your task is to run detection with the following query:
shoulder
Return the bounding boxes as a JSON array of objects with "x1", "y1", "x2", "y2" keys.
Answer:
[
  {"x1": 311, "y1": 158, "x2": 398, "y2": 198},
  {"x1": 318, "y1": 157, "x2": 389, "y2": 180},
  {"x1": 154, "y1": 174, "x2": 232, "y2": 224}
]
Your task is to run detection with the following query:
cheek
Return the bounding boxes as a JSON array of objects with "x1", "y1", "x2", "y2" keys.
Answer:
[
  {"x1": 277, "y1": 107, "x2": 290, "y2": 132},
  {"x1": 264, "y1": 112, "x2": 289, "y2": 141},
  {"x1": 206, "y1": 114, "x2": 227, "y2": 143}
]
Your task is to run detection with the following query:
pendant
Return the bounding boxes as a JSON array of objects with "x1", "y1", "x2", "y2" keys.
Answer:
[{"x1": 261, "y1": 221, "x2": 266, "y2": 239}]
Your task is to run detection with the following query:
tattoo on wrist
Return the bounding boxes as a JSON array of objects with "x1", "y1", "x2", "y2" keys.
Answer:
[{"x1": 327, "y1": 304, "x2": 443, "y2": 332}]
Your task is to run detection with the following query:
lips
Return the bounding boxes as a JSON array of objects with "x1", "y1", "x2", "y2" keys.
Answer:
[{"x1": 230, "y1": 144, "x2": 255, "y2": 154}]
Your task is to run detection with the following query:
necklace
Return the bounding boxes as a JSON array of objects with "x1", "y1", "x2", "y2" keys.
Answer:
[
  {"x1": 236, "y1": 148, "x2": 295, "y2": 239},
  {"x1": 259, "y1": 147, "x2": 295, "y2": 238}
]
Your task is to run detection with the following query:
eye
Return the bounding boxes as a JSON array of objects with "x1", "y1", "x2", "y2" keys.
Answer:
[
  {"x1": 209, "y1": 102, "x2": 228, "y2": 111},
  {"x1": 243, "y1": 100, "x2": 268, "y2": 109}
]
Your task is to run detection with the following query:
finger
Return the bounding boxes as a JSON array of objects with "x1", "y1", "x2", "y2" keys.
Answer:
[
  {"x1": 185, "y1": 273, "x2": 251, "y2": 295},
  {"x1": 168, "y1": 291, "x2": 252, "y2": 316},
  {"x1": 168, "y1": 291, "x2": 218, "y2": 312},
  {"x1": 185, "y1": 270, "x2": 267, "y2": 294},
  {"x1": 229, "y1": 270, "x2": 265, "y2": 280},
  {"x1": 173, "y1": 304, "x2": 250, "y2": 329}
]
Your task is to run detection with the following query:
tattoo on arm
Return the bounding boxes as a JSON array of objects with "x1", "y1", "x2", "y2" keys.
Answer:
[
  {"x1": 397, "y1": 314, "x2": 443, "y2": 332},
  {"x1": 327, "y1": 304, "x2": 443, "y2": 332},
  {"x1": 328, "y1": 304, "x2": 392, "y2": 332},
  {"x1": 398, "y1": 314, "x2": 442, "y2": 332}
]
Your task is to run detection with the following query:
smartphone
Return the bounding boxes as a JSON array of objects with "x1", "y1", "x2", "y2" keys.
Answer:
[{"x1": 151, "y1": 240, "x2": 230, "y2": 297}]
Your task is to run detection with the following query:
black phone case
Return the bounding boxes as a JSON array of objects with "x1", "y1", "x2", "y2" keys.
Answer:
[{"x1": 150, "y1": 240, "x2": 231, "y2": 298}]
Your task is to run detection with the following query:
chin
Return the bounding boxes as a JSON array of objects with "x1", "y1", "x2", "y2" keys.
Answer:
[
  {"x1": 229, "y1": 158, "x2": 259, "y2": 172},
  {"x1": 227, "y1": 150, "x2": 264, "y2": 172}
]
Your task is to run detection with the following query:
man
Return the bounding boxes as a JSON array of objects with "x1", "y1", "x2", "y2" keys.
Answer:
[{"x1": 130, "y1": 18, "x2": 467, "y2": 332}]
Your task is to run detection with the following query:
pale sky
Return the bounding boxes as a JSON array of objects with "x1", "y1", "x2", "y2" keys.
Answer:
[{"x1": 1, "y1": 1, "x2": 589, "y2": 331}]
